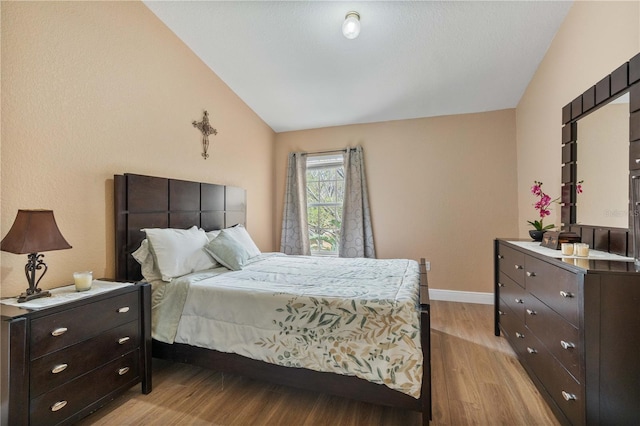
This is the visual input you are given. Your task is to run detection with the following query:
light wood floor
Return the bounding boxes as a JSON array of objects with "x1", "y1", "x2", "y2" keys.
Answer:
[{"x1": 78, "y1": 301, "x2": 559, "y2": 425}]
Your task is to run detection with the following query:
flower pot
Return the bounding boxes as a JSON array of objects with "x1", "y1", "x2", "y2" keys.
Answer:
[{"x1": 529, "y1": 230, "x2": 545, "y2": 241}]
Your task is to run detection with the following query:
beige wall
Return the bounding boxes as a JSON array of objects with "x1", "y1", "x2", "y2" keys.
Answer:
[
  {"x1": 275, "y1": 110, "x2": 519, "y2": 294},
  {"x1": 3, "y1": 1, "x2": 638, "y2": 300},
  {"x1": 516, "y1": 1, "x2": 640, "y2": 236},
  {"x1": 1, "y1": 2, "x2": 276, "y2": 297}
]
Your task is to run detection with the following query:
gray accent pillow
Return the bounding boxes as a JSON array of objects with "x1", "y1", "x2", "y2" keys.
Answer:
[
  {"x1": 224, "y1": 225, "x2": 261, "y2": 257},
  {"x1": 204, "y1": 230, "x2": 251, "y2": 271}
]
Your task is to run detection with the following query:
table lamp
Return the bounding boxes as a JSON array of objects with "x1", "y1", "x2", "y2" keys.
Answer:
[{"x1": 1, "y1": 210, "x2": 72, "y2": 302}]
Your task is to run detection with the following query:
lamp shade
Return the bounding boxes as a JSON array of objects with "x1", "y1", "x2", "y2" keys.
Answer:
[{"x1": 1, "y1": 210, "x2": 71, "y2": 254}]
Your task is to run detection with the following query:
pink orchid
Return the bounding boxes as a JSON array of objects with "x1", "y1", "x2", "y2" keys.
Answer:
[
  {"x1": 528, "y1": 181, "x2": 559, "y2": 231},
  {"x1": 531, "y1": 181, "x2": 543, "y2": 196},
  {"x1": 528, "y1": 180, "x2": 583, "y2": 232}
]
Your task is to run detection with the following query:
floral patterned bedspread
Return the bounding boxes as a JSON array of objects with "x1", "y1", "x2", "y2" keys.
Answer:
[{"x1": 156, "y1": 254, "x2": 423, "y2": 398}]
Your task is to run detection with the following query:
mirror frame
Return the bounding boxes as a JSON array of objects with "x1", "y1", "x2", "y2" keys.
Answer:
[{"x1": 561, "y1": 52, "x2": 640, "y2": 257}]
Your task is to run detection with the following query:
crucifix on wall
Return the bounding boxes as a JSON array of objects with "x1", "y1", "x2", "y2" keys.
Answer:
[{"x1": 192, "y1": 110, "x2": 218, "y2": 159}]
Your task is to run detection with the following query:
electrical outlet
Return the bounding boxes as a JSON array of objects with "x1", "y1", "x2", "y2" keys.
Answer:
[{"x1": 425, "y1": 261, "x2": 431, "y2": 271}]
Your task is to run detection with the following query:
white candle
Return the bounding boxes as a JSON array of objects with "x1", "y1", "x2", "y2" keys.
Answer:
[
  {"x1": 561, "y1": 243, "x2": 574, "y2": 256},
  {"x1": 575, "y1": 243, "x2": 589, "y2": 257},
  {"x1": 73, "y1": 271, "x2": 93, "y2": 291}
]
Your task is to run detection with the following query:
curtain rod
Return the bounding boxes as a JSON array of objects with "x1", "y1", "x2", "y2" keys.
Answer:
[{"x1": 304, "y1": 148, "x2": 348, "y2": 156}]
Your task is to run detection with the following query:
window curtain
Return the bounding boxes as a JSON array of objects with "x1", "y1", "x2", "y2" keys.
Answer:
[
  {"x1": 340, "y1": 146, "x2": 376, "y2": 258},
  {"x1": 280, "y1": 152, "x2": 310, "y2": 255}
]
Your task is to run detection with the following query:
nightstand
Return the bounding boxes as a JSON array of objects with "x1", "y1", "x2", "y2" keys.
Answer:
[{"x1": 0, "y1": 281, "x2": 151, "y2": 426}]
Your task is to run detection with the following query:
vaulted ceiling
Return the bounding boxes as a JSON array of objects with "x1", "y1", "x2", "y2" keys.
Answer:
[{"x1": 144, "y1": 1, "x2": 573, "y2": 132}]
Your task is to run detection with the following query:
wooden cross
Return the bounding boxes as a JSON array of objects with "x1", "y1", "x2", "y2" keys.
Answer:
[{"x1": 192, "y1": 110, "x2": 218, "y2": 159}]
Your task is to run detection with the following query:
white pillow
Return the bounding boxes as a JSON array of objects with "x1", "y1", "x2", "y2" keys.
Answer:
[
  {"x1": 224, "y1": 225, "x2": 261, "y2": 258},
  {"x1": 131, "y1": 239, "x2": 163, "y2": 282},
  {"x1": 204, "y1": 230, "x2": 251, "y2": 271},
  {"x1": 143, "y1": 226, "x2": 217, "y2": 281}
]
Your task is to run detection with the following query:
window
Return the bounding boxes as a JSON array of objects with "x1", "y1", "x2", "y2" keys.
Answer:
[{"x1": 306, "y1": 154, "x2": 345, "y2": 256}]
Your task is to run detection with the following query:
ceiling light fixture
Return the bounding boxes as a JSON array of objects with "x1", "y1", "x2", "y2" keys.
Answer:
[{"x1": 342, "y1": 11, "x2": 360, "y2": 39}]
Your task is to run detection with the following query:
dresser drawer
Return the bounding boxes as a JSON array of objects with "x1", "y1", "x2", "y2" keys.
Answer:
[
  {"x1": 30, "y1": 320, "x2": 140, "y2": 398},
  {"x1": 524, "y1": 334, "x2": 584, "y2": 426},
  {"x1": 524, "y1": 256, "x2": 579, "y2": 326},
  {"x1": 524, "y1": 295, "x2": 581, "y2": 381},
  {"x1": 30, "y1": 291, "x2": 139, "y2": 359},
  {"x1": 498, "y1": 272, "x2": 527, "y2": 321},
  {"x1": 30, "y1": 349, "x2": 140, "y2": 426},
  {"x1": 498, "y1": 300, "x2": 528, "y2": 356},
  {"x1": 498, "y1": 244, "x2": 526, "y2": 286}
]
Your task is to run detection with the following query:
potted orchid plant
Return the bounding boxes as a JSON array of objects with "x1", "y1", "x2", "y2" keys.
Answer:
[
  {"x1": 527, "y1": 180, "x2": 558, "y2": 241},
  {"x1": 527, "y1": 180, "x2": 582, "y2": 241}
]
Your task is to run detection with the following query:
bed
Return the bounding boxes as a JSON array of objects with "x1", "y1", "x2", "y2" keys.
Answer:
[{"x1": 114, "y1": 173, "x2": 431, "y2": 424}]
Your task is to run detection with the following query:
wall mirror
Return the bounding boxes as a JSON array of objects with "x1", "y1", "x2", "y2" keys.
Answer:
[
  {"x1": 576, "y1": 92, "x2": 629, "y2": 228},
  {"x1": 561, "y1": 52, "x2": 640, "y2": 256}
]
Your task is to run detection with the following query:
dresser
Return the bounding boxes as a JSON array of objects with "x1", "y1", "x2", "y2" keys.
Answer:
[
  {"x1": 0, "y1": 282, "x2": 151, "y2": 426},
  {"x1": 494, "y1": 239, "x2": 640, "y2": 425}
]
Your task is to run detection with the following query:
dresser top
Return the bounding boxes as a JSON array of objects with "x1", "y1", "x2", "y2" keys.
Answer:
[{"x1": 498, "y1": 238, "x2": 639, "y2": 274}]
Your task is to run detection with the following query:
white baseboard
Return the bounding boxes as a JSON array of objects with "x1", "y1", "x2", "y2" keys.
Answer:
[{"x1": 428, "y1": 289, "x2": 493, "y2": 305}]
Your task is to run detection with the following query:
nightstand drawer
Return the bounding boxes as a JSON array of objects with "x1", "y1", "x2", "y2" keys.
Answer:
[
  {"x1": 30, "y1": 291, "x2": 139, "y2": 359},
  {"x1": 30, "y1": 320, "x2": 140, "y2": 398},
  {"x1": 30, "y1": 349, "x2": 140, "y2": 426}
]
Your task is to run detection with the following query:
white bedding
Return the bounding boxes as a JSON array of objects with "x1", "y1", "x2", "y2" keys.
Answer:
[{"x1": 152, "y1": 253, "x2": 423, "y2": 398}]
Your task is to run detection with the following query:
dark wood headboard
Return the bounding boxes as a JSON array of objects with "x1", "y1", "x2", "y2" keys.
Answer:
[{"x1": 114, "y1": 173, "x2": 246, "y2": 282}]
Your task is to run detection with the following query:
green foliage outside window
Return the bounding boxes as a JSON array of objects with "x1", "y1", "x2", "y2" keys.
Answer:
[{"x1": 307, "y1": 163, "x2": 344, "y2": 255}]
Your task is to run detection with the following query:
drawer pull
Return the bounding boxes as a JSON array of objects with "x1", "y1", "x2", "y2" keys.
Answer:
[
  {"x1": 635, "y1": 159, "x2": 640, "y2": 164},
  {"x1": 498, "y1": 310, "x2": 505, "y2": 316},
  {"x1": 51, "y1": 327, "x2": 68, "y2": 337},
  {"x1": 526, "y1": 271, "x2": 536, "y2": 277},
  {"x1": 514, "y1": 264, "x2": 523, "y2": 270},
  {"x1": 526, "y1": 309, "x2": 537, "y2": 316},
  {"x1": 562, "y1": 391, "x2": 577, "y2": 401},
  {"x1": 118, "y1": 336, "x2": 131, "y2": 345},
  {"x1": 51, "y1": 400, "x2": 68, "y2": 412},
  {"x1": 497, "y1": 282, "x2": 505, "y2": 288},
  {"x1": 117, "y1": 306, "x2": 130, "y2": 313},
  {"x1": 51, "y1": 363, "x2": 68, "y2": 374},
  {"x1": 526, "y1": 347, "x2": 537, "y2": 354},
  {"x1": 515, "y1": 332, "x2": 525, "y2": 339},
  {"x1": 560, "y1": 290, "x2": 574, "y2": 298},
  {"x1": 118, "y1": 367, "x2": 130, "y2": 376},
  {"x1": 561, "y1": 340, "x2": 576, "y2": 350},
  {"x1": 514, "y1": 298, "x2": 523, "y2": 304},
  {"x1": 497, "y1": 254, "x2": 504, "y2": 259}
]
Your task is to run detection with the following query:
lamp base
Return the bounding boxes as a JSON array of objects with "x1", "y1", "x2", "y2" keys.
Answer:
[{"x1": 17, "y1": 289, "x2": 51, "y2": 303}]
